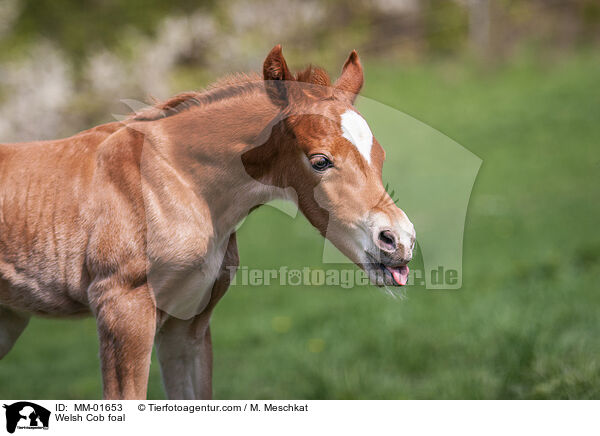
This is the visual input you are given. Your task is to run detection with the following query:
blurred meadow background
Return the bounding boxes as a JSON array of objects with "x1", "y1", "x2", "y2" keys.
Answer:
[{"x1": 1, "y1": 0, "x2": 599, "y2": 399}]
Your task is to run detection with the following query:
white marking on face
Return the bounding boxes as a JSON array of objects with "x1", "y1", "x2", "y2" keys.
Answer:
[{"x1": 341, "y1": 109, "x2": 374, "y2": 164}]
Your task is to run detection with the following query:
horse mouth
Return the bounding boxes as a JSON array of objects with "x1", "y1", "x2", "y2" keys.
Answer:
[
  {"x1": 382, "y1": 264, "x2": 409, "y2": 286},
  {"x1": 364, "y1": 253, "x2": 410, "y2": 286}
]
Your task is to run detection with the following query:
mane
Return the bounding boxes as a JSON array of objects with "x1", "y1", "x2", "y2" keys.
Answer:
[
  {"x1": 131, "y1": 72, "x2": 263, "y2": 121},
  {"x1": 131, "y1": 67, "x2": 332, "y2": 122},
  {"x1": 295, "y1": 65, "x2": 331, "y2": 88}
]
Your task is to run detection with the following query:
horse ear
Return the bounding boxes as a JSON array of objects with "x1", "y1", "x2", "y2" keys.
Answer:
[
  {"x1": 334, "y1": 50, "x2": 363, "y2": 103},
  {"x1": 263, "y1": 45, "x2": 294, "y2": 106}
]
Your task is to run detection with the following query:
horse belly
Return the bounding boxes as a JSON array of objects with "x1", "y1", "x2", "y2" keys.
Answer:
[
  {"x1": 0, "y1": 253, "x2": 89, "y2": 316},
  {"x1": 0, "y1": 193, "x2": 91, "y2": 315}
]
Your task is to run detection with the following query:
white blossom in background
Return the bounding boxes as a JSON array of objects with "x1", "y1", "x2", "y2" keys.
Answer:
[
  {"x1": 85, "y1": 50, "x2": 129, "y2": 97},
  {"x1": 229, "y1": 0, "x2": 324, "y2": 35},
  {"x1": 0, "y1": 3, "x2": 327, "y2": 142},
  {"x1": 0, "y1": 0, "x2": 19, "y2": 39},
  {"x1": 0, "y1": 42, "x2": 74, "y2": 142},
  {"x1": 370, "y1": 0, "x2": 419, "y2": 15},
  {"x1": 79, "y1": 11, "x2": 217, "y2": 124},
  {"x1": 134, "y1": 12, "x2": 217, "y2": 98},
  {"x1": 223, "y1": 0, "x2": 326, "y2": 71}
]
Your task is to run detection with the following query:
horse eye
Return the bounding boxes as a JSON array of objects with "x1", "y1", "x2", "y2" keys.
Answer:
[{"x1": 310, "y1": 154, "x2": 333, "y2": 172}]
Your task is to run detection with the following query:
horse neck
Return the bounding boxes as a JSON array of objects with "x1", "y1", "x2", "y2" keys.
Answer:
[{"x1": 150, "y1": 88, "x2": 289, "y2": 237}]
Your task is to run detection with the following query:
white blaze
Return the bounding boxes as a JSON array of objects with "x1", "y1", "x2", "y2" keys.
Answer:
[{"x1": 341, "y1": 109, "x2": 374, "y2": 164}]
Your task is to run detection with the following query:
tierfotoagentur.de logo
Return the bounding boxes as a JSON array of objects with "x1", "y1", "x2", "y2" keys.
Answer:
[{"x1": 2, "y1": 402, "x2": 50, "y2": 434}]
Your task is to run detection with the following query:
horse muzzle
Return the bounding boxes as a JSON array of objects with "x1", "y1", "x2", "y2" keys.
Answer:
[{"x1": 363, "y1": 215, "x2": 416, "y2": 286}]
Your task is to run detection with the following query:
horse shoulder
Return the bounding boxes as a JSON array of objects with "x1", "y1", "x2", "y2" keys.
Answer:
[{"x1": 87, "y1": 124, "x2": 213, "y2": 277}]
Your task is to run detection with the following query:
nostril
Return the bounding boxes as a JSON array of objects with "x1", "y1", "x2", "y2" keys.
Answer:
[{"x1": 377, "y1": 230, "x2": 397, "y2": 252}]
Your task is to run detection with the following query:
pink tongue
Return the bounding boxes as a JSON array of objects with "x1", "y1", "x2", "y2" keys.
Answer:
[{"x1": 390, "y1": 265, "x2": 409, "y2": 286}]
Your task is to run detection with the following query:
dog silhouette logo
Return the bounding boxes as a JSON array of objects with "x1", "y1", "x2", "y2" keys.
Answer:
[{"x1": 2, "y1": 402, "x2": 50, "y2": 433}]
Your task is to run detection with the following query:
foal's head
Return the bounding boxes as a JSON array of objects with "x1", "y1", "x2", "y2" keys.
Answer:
[{"x1": 245, "y1": 45, "x2": 415, "y2": 287}]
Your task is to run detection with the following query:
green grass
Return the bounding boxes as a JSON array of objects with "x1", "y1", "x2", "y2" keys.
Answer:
[{"x1": 1, "y1": 51, "x2": 599, "y2": 399}]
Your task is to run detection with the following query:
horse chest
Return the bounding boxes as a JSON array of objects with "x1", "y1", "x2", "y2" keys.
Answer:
[{"x1": 147, "y1": 234, "x2": 228, "y2": 319}]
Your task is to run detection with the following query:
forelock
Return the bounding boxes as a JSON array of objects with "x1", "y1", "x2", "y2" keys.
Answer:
[{"x1": 295, "y1": 66, "x2": 331, "y2": 87}]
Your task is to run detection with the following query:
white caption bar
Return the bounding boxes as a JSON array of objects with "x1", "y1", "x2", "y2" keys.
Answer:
[{"x1": 0, "y1": 400, "x2": 596, "y2": 436}]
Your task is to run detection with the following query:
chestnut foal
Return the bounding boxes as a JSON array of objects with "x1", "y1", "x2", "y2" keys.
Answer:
[{"x1": 0, "y1": 46, "x2": 415, "y2": 399}]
